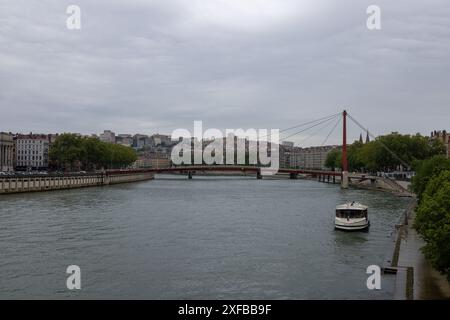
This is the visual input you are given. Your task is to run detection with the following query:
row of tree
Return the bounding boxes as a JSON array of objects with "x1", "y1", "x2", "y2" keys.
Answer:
[
  {"x1": 49, "y1": 134, "x2": 137, "y2": 171},
  {"x1": 325, "y1": 132, "x2": 446, "y2": 172},
  {"x1": 411, "y1": 156, "x2": 450, "y2": 281}
]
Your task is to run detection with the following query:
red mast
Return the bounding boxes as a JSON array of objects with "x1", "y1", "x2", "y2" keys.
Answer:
[{"x1": 342, "y1": 110, "x2": 348, "y2": 172}]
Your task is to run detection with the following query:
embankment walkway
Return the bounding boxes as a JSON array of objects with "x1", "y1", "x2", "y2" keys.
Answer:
[
  {"x1": 0, "y1": 170, "x2": 154, "y2": 194},
  {"x1": 397, "y1": 210, "x2": 450, "y2": 299}
]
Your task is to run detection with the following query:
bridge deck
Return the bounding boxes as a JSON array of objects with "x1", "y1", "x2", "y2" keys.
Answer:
[{"x1": 108, "y1": 166, "x2": 342, "y2": 177}]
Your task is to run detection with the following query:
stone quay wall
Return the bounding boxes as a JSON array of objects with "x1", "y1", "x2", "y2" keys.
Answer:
[{"x1": 0, "y1": 171, "x2": 154, "y2": 194}]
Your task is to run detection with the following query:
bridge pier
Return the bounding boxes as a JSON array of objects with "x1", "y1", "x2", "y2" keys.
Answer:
[
  {"x1": 327, "y1": 175, "x2": 330, "y2": 183},
  {"x1": 341, "y1": 171, "x2": 349, "y2": 189},
  {"x1": 256, "y1": 170, "x2": 263, "y2": 180},
  {"x1": 333, "y1": 175, "x2": 336, "y2": 184},
  {"x1": 188, "y1": 171, "x2": 193, "y2": 180}
]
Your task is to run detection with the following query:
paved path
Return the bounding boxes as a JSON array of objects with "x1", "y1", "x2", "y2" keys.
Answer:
[{"x1": 397, "y1": 211, "x2": 450, "y2": 299}]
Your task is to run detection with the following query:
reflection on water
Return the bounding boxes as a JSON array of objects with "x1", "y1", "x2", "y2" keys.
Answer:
[{"x1": 0, "y1": 176, "x2": 409, "y2": 299}]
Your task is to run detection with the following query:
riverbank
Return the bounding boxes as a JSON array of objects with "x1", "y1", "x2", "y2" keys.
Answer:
[
  {"x1": 383, "y1": 199, "x2": 450, "y2": 299},
  {"x1": 350, "y1": 177, "x2": 414, "y2": 197},
  {"x1": 0, "y1": 170, "x2": 154, "y2": 194},
  {"x1": 397, "y1": 209, "x2": 450, "y2": 299}
]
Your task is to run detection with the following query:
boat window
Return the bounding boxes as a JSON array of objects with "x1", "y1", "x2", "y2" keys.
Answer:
[{"x1": 336, "y1": 209, "x2": 366, "y2": 218}]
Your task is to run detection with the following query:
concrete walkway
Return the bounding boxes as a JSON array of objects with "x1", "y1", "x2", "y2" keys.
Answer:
[{"x1": 397, "y1": 210, "x2": 450, "y2": 299}]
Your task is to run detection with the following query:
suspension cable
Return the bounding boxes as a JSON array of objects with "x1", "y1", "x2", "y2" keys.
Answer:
[
  {"x1": 280, "y1": 113, "x2": 340, "y2": 142},
  {"x1": 321, "y1": 116, "x2": 341, "y2": 146},
  {"x1": 289, "y1": 114, "x2": 340, "y2": 147},
  {"x1": 346, "y1": 112, "x2": 410, "y2": 167},
  {"x1": 243, "y1": 113, "x2": 341, "y2": 151},
  {"x1": 255, "y1": 112, "x2": 341, "y2": 142},
  {"x1": 245, "y1": 112, "x2": 340, "y2": 153}
]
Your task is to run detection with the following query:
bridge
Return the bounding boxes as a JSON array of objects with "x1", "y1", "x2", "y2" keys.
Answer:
[
  {"x1": 116, "y1": 110, "x2": 409, "y2": 188},
  {"x1": 108, "y1": 166, "x2": 341, "y2": 181},
  {"x1": 127, "y1": 110, "x2": 353, "y2": 186},
  {"x1": 106, "y1": 166, "x2": 411, "y2": 195}
]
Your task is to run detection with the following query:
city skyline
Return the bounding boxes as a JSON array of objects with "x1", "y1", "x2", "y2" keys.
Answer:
[
  {"x1": 1, "y1": 0, "x2": 449, "y2": 147},
  {"x1": 1, "y1": 125, "x2": 447, "y2": 147}
]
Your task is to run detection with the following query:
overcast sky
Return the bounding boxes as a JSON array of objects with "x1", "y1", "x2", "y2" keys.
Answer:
[{"x1": 1, "y1": 0, "x2": 449, "y2": 146}]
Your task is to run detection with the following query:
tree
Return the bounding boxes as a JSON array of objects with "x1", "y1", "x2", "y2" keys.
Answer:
[
  {"x1": 324, "y1": 133, "x2": 446, "y2": 173},
  {"x1": 49, "y1": 134, "x2": 137, "y2": 171},
  {"x1": 325, "y1": 148, "x2": 341, "y2": 170},
  {"x1": 49, "y1": 133, "x2": 84, "y2": 171},
  {"x1": 429, "y1": 138, "x2": 447, "y2": 156},
  {"x1": 411, "y1": 155, "x2": 450, "y2": 202},
  {"x1": 107, "y1": 143, "x2": 138, "y2": 169},
  {"x1": 347, "y1": 141, "x2": 366, "y2": 171},
  {"x1": 414, "y1": 170, "x2": 450, "y2": 281}
]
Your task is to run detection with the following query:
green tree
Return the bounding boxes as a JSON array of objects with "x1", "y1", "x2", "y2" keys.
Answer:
[
  {"x1": 325, "y1": 133, "x2": 446, "y2": 173},
  {"x1": 49, "y1": 133, "x2": 84, "y2": 171},
  {"x1": 411, "y1": 155, "x2": 450, "y2": 202},
  {"x1": 414, "y1": 170, "x2": 450, "y2": 281},
  {"x1": 429, "y1": 138, "x2": 447, "y2": 156},
  {"x1": 325, "y1": 148, "x2": 341, "y2": 170},
  {"x1": 347, "y1": 141, "x2": 366, "y2": 171},
  {"x1": 105, "y1": 143, "x2": 138, "y2": 169},
  {"x1": 50, "y1": 134, "x2": 137, "y2": 171}
]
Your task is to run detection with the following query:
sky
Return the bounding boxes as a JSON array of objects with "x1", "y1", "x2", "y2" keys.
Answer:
[{"x1": 0, "y1": 0, "x2": 449, "y2": 147}]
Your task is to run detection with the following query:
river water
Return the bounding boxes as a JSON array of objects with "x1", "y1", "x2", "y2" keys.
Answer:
[{"x1": 0, "y1": 176, "x2": 410, "y2": 299}]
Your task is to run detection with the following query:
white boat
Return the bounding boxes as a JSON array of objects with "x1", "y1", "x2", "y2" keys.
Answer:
[{"x1": 335, "y1": 202, "x2": 370, "y2": 231}]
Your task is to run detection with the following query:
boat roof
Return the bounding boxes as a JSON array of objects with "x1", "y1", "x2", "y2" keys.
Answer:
[{"x1": 336, "y1": 202, "x2": 368, "y2": 210}]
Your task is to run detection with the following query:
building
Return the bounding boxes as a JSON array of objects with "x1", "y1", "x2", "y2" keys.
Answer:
[
  {"x1": 15, "y1": 134, "x2": 50, "y2": 171},
  {"x1": 48, "y1": 134, "x2": 60, "y2": 144},
  {"x1": 133, "y1": 134, "x2": 150, "y2": 149},
  {"x1": 282, "y1": 141, "x2": 294, "y2": 148},
  {"x1": 148, "y1": 158, "x2": 171, "y2": 168},
  {"x1": 132, "y1": 156, "x2": 152, "y2": 168},
  {"x1": 116, "y1": 134, "x2": 133, "y2": 147},
  {"x1": 290, "y1": 145, "x2": 339, "y2": 170},
  {"x1": 358, "y1": 131, "x2": 370, "y2": 144},
  {"x1": 280, "y1": 144, "x2": 294, "y2": 168},
  {"x1": 99, "y1": 130, "x2": 116, "y2": 144},
  {"x1": 133, "y1": 149, "x2": 171, "y2": 168},
  {"x1": 0, "y1": 132, "x2": 15, "y2": 172},
  {"x1": 431, "y1": 130, "x2": 450, "y2": 158},
  {"x1": 150, "y1": 134, "x2": 172, "y2": 147}
]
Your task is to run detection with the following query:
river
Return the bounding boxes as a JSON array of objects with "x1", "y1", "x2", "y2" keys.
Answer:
[{"x1": 0, "y1": 176, "x2": 410, "y2": 299}]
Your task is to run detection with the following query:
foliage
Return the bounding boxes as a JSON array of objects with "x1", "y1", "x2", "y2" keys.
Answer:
[
  {"x1": 324, "y1": 148, "x2": 341, "y2": 170},
  {"x1": 414, "y1": 170, "x2": 450, "y2": 281},
  {"x1": 49, "y1": 134, "x2": 137, "y2": 171},
  {"x1": 411, "y1": 155, "x2": 450, "y2": 202},
  {"x1": 324, "y1": 132, "x2": 446, "y2": 172}
]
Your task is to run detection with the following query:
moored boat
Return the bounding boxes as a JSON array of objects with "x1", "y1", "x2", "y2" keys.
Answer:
[{"x1": 335, "y1": 202, "x2": 369, "y2": 231}]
